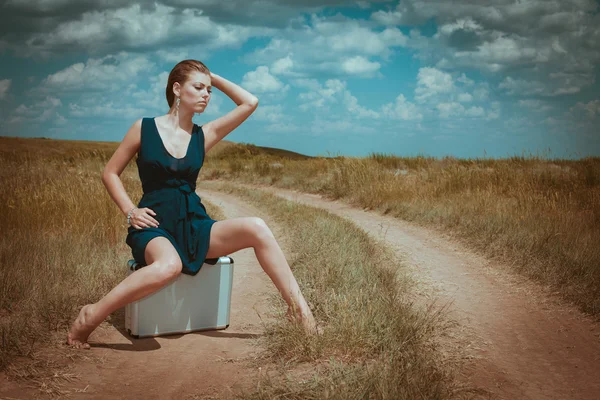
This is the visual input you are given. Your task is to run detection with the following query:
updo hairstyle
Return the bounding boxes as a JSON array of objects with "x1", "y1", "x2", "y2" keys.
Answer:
[{"x1": 165, "y1": 60, "x2": 211, "y2": 108}]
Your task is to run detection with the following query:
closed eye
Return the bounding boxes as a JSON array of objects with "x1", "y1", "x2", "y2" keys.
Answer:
[{"x1": 196, "y1": 86, "x2": 212, "y2": 93}]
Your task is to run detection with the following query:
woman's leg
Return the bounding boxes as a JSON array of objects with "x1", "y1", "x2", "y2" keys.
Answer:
[
  {"x1": 205, "y1": 217, "x2": 318, "y2": 334},
  {"x1": 67, "y1": 237, "x2": 183, "y2": 348}
]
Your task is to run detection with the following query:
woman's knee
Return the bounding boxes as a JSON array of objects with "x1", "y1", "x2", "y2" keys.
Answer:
[
  {"x1": 249, "y1": 217, "x2": 274, "y2": 244},
  {"x1": 144, "y1": 237, "x2": 182, "y2": 282},
  {"x1": 150, "y1": 256, "x2": 182, "y2": 283}
]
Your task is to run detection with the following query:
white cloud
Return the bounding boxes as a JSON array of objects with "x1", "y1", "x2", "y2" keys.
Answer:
[
  {"x1": 244, "y1": 14, "x2": 407, "y2": 78},
  {"x1": 519, "y1": 99, "x2": 542, "y2": 108},
  {"x1": 341, "y1": 56, "x2": 381, "y2": 76},
  {"x1": 380, "y1": 27, "x2": 409, "y2": 47},
  {"x1": 457, "y1": 73, "x2": 474, "y2": 86},
  {"x1": 318, "y1": 19, "x2": 407, "y2": 57},
  {"x1": 297, "y1": 78, "x2": 379, "y2": 118},
  {"x1": 415, "y1": 67, "x2": 455, "y2": 103},
  {"x1": 298, "y1": 79, "x2": 345, "y2": 111},
  {"x1": 55, "y1": 113, "x2": 68, "y2": 125},
  {"x1": 437, "y1": 102, "x2": 486, "y2": 118},
  {"x1": 438, "y1": 17, "x2": 483, "y2": 36},
  {"x1": 437, "y1": 102, "x2": 464, "y2": 118},
  {"x1": 42, "y1": 52, "x2": 153, "y2": 92},
  {"x1": 253, "y1": 104, "x2": 285, "y2": 122},
  {"x1": 241, "y1": 66, "x2": 288, "y2": 93},
  {"x1": 472, "y1": 85, "x2": 489, "y2": 101},
  {"x1": 457, "y1": 92, "x2": 473, "y2": 102},
  {"x1": 370, "y1": 5, "x2": 403, "y2": 26},
  {"x1": 309, "y1": 117, "x2": 377, "y2": 136},
  {"x1": 382, "y1": 94, "x2": 422, "y2": 120},
  {"x1": 391, "y1": 0, "x2": 600, "y2": 99},
  {"x1": 499, "y1": 75, "x2": 591, "y2": 97},
  {"x1": 371, "y1": 67, "x2": 496, "y2": 121},
  {"x1": 265, "y1": 121, "x2": 300, "y2": 133},
  {"x1": 571, "y1": 100, "x2": 600, "y2": 118},
  {"x1": 69, "y1": 102, "x2": 145, "y2": 119},
  {"x1": 155, "y1": 48, "x2": 190, "y2": 63},
  {"x1": 343, "y1": 90, "x2": 380, "y2": 118},
  {"x1": 474, "y1": 36, "x2": 541, "y2": 67},
  {"x1": 465, "y1": 106, "x2": 485, "y2": 117},
  {"x1": 11, "y1": 96, "x2": 63, "y2": 124},
  {"x1": 518, "y1": 99, "x2": 553, "y2": 112},
  {"x1": 410, "y1": 68, "x2": 497, "y2": 120},
  {"x1": 0, "y1": 79, "x2": 11, "y2": 99},
  {"x1": 17, "y1": 3, "x2": 266, "y2": 58},
  {"x1": 271, "y1": 55, "x2": 295, "y2": 76},
  {"x1": 499, "y1": 77, "x2": 544, "y2": 96},
  {"x1": 291, "y1": 78, "x2": 321, "y2": 91},
  {"x1": 486, "y1": 101, "x2": 501, "y2": 120},
  {"x1": 130, "y1": 71, "x2": 169, "y2": 111}
]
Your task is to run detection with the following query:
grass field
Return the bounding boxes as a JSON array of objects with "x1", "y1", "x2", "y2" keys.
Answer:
[
  {"x1": 1, "y1": 135, "x2": 597, "y2": 397},
  {"x1": 203, "y1": 142, "x2": 600, "y2": 317}
]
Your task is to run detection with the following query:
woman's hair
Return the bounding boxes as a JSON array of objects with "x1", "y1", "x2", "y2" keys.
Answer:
[{"x1": 165, "y1": 59, "x2": 211, "y2": 108}]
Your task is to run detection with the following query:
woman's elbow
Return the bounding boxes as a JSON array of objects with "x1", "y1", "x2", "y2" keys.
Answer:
[{"x1": 101, "y1": 169, "x2": 114, "y2": 184}]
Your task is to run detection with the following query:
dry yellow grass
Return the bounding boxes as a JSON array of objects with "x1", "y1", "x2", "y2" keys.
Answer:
[
  {"x1": 3, "y1": 135, "x2": 596, "y2": 398},
  {"x1": 202, "y1": 148, "x2": 600, "y2": 317},
  {"x1": 0, "y1": 136, "x2": 466, "y2": 398}
]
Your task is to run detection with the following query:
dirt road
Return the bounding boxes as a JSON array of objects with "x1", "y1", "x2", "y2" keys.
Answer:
[{"x1": 221, "y1": 182, "x2": 600, "y2": 400}]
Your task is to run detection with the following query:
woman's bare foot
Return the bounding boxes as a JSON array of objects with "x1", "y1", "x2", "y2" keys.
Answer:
[
  {"x1": 66, "y1": 304, "x2": 99, "y2": 349},
  {"x1": 287, "y1": 307, "x2": 323, "y2": 335}
]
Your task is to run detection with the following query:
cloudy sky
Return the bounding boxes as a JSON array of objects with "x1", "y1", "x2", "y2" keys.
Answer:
[{"x1": 1, "y1": 0, "x2": 599, "y2": 159}]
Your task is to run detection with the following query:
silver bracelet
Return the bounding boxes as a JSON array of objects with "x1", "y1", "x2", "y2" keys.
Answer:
[{"x1": 127, "y1": 207, "x2": 137, "y2": 226}]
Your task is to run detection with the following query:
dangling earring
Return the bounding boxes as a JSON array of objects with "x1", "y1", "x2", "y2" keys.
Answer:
[{"x1": 175, "y1": 96, "x2": 180, "y2": 114}]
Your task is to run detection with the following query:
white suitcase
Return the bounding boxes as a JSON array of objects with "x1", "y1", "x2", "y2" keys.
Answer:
[{"x1": 124, "y1": 256, "x2": 234, "y2": 338}]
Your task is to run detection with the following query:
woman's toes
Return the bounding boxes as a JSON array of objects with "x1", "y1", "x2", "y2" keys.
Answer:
[
  {"x1": 305, "y1": 322, "x2": 323, "y2": 336},
  {"x1": 67, "y1": 322, "x2": 93, "y2": 350},
  {"x1": 66, "y1": 304, "x2": 98, "y2": 349},
  {"x1": 67, "y1": 339, "x2": 91, "y2": 350}
]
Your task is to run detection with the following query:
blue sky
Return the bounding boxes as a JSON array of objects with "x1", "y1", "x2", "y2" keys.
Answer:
[{"x1": 0, "y1": 0, "x2": 599, "y2": 159}]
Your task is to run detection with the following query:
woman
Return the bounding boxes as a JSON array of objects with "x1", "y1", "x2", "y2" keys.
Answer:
[{"x1": 67, "y1": 60, "x2": 318, "y2": 349}]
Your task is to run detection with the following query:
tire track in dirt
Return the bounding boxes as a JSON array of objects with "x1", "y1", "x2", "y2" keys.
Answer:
[
  {"x1": 1, "y1": 189, "x2": 284, "y2": 400},
  {"x1": 222, "y1": 181, "x2": 600, "y2": 400}
]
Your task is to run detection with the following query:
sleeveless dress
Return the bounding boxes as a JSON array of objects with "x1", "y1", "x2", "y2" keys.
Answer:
[{"x1": 125, "y1": 117, "x2": 219, "y2": 276}]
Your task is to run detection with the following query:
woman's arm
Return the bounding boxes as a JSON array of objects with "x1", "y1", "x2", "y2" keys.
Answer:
[
  {"x1": 102, "y1": 118, "x2": 160, "y2": 228},
  {"x1": 202, "y1": 72, "x2": 259, "y2": 153},
  {"x1": 102, "y1": 118, "x2": 142, "y2": 217}
]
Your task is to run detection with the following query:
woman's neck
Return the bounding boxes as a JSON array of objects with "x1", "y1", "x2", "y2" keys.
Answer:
[{"x1": 166, "y1": 109, "x2": 194, "y2": 133}]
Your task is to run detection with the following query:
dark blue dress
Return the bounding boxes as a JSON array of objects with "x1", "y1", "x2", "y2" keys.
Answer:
[{"x1": 125, "y1": 117, "x2": 218, "y2": 276}]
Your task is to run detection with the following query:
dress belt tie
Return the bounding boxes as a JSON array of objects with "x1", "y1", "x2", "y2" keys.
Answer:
[{"x1": 144, "y1": 178, "x2": 198, "y2": 260}]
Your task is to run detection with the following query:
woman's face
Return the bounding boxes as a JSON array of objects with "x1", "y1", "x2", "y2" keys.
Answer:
[{"x1": 178, "y1": 71, "x2": 211, "y2": 113}]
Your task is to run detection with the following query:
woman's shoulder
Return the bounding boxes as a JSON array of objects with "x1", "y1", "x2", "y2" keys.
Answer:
[
  {"x1": 133, "y1": 116, "x2": 153, "y2": 125},
  {"x1": 137, "y1": 116, "x2": 159, "y2": 128},
  {"x1": 128, "y1": 117, "x2": 155, "y2": 136}
]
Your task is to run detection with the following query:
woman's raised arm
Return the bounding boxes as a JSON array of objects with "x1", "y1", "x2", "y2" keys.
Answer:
[{"x1": 202, "y1": 72, "x2": 259, "y2": 153}]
